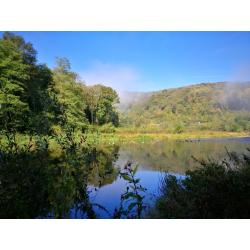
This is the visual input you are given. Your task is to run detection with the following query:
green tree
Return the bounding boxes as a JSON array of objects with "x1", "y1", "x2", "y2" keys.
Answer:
[
  {"x1": 0, "y1": 32, "x2": 58, "y2": 134},
  {"x1": 0, "y1": 33, "x2": 120, "y2": 136},
  {"x1": 0, "y1": 32, "x2": 31, "y2": 132},
  {"x1": 85, "y1": 84, "x2": 119, "y2": 126},
  {"x1": 52, "y1": 57, "x2": 89, "y2": 131}
]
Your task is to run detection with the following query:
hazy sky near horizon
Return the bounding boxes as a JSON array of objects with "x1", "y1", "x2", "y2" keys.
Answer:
[{"x1": 3, "y1": 31, "x2": 250, "y2": 92}]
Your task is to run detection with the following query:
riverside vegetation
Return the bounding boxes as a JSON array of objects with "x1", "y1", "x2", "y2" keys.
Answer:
[{"x1": 1, "y1": 32, "x2": 250, "y2": 218}]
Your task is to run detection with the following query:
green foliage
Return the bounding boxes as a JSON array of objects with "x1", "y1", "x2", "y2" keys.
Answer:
[
  {"x1": 154, "y1": 149, "x2": 250, "y2": 218},
  {"x1": 0, "y1": 32, "x2": 59, "y2": 134},
  {"x1": 98, "y1": 123, "x2": 116, "y2": 133},
  {"x1": 84, "y1": 84, "x2": 119, "y2": 126},
  {"x1": 52, "y1": 58, "x2": 89, "y2": 131},
  {"x1": 173, "y1": 124, "x2": 184, "y2": 134},
  {"x1": 0, "y1": 32, "x2": 31, "y2": 131},
  {"x1": 53, "y1": 58, "x2": 119, "y2": 132},
  {"x1": 0, "y1": 33, "x2": 119, "y2": 137}
]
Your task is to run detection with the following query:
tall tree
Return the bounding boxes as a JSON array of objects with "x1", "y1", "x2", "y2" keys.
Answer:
[
  {"x1": 0, "y1": 32, "x2": 31, "y2": 132},
  {"x1": 52, "y1": 57, "x2": 89, "y2": 131},
  {"x1": 85, "y1": 85, "x2": 119, "y2": 126},
  {"x1": 0, "y1": 32, "x2": 57, "y2": 134}
]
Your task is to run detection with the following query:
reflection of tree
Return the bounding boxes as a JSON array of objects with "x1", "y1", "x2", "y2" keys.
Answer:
[
  {"x1": 0, "y1": 141, "x2": 120, "y2": 218},
  {"x1": 119, "y1": 141, "x2": 250, "y2": 173},
  {"x1": 49, "y1": 144, "x2": 119, "y2": 218},
  {"x1": 85, "y1": 145, "x2": 120, "y2": 187}
]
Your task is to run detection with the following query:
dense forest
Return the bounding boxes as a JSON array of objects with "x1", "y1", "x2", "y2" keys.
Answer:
[{"x1": 0, "y1": 32, "x2": 119, "y2": 138}]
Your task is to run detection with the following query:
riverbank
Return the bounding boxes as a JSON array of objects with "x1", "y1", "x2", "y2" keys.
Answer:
[
  {"x1": 1, "y1": 130, "x2": 249, "y2": 150},
  {"x1": 97, "y1": 130, "x2": 250, "y2": 144}
]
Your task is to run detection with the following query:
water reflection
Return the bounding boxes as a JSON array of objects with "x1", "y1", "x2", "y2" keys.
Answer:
[
  {"x1": 0, "y1": 145, "x2": 119, "y2": 218},
  {"x1": 0, "y1": 137, "x2": 250, "y2": 218},
  {"x1": 117, "y1": 138, "x2": 250, "y2": 173}
]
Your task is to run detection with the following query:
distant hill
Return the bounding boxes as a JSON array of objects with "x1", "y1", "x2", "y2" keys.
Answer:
[{"x1": 119, "y1": 82, "x2": 250, "y2": 132}]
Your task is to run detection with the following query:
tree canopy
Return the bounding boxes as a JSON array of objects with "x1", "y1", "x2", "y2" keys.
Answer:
[{"x1": 0, "y1": 33, "x2": 120, "y2": 136}]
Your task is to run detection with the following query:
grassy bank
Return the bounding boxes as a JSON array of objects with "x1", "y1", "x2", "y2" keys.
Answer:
[
  {"x1": 1, "y1": 130, "x2": 249, "y2": 151},
  {"x1": 109, "y1": 130, "x2": 250, "y2": 143},
  {"x1": 62, "y1": 130, "x2": 250, "y2": 145},
  {"x1": 56, "y1": 130, "x2": 250, "y2": 145}
]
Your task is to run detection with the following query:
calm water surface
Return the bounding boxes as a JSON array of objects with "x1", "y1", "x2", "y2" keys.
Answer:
[
  {"x1": 85, "y1": 137, "x2": 250, "y2": 218},
  {"x1": 2, "y1": 137, "x2": 250, "y2": 218}
]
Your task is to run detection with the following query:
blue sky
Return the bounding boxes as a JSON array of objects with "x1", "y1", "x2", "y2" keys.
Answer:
[{"x1": 2, "y1": 31, "x2": 250, "y2": 92}]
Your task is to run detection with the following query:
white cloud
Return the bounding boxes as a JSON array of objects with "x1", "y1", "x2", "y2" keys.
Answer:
[{"x1": 80, "y1": 61, "x2": 144, "y2": 93}]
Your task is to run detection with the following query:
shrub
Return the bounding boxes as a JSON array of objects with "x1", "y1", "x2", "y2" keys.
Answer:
[
  {"x1": 98, "y1": 123, "x2": 116, "y2": 133},
  {"x1": 154, "y1": 149, "x2": 250, "y2": 218},
  {"x1": 173, "y1": 124, "x2": 184, "y2": 134}
]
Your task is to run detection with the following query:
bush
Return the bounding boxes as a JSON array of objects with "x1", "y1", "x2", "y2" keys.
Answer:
[
  {"x1": 231, "y1": 123, "x2": 243, "y2": 132},
  {"x1": 173, "y1": 124, "x2": 184, "y2": 134},
  {"x1": 98, "y1": 123, "x2": 116, "y2": 133},
  {"x1": 154, "y1": 149, "x2": 250, "y2": 218}
]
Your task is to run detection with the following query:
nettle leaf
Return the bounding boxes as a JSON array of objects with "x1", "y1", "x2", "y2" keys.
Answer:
[
  {"x1": 128, "y1": 202, "x2": 137, "y2": 211},
  {"x1": 122, "y1": 192, "x2": 135, "y2": 200},
  {"x1": 120, "y1": 173, "x2": 133, "y2": 182},
  {"x1": 134, "y1": 178, "x2": 140, "y2": 184},
  {"x1": 135, "y1": 194, "x2": 143, "y2": 201}
]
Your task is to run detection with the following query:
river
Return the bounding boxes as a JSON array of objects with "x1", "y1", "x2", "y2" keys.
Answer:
[{"x1": 1, "y1": 137, "x2": 250, "y2": 218}]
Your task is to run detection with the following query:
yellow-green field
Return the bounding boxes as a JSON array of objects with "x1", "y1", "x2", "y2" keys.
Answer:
[
  {"x1": 83, "y1": 130, "x2": 250, "y2": 145},
  {"x1": 109, "y1": 130, "x2": 250, "y2": 142},
  {"x1": 1, "y1": 131, "x2": 249, "y2": 151}
]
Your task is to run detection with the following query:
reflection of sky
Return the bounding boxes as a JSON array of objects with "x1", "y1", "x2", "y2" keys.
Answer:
[
  {"x1": 91, "y1": 170, "x2": 163, "y2": 218},
  {"x1": 70, "y1": 170, "x2": 185, "y2": 219}
]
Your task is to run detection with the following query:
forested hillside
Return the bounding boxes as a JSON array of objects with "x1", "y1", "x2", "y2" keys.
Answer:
[{"x1": 120, "y1": 82, "x2": 250, "y2": 133}]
